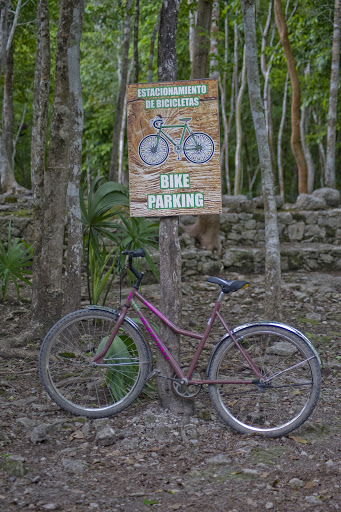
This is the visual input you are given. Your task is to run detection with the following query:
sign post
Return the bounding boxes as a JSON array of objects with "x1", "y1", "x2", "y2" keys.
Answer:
[{"x1": 126, "y1": 78, "x2": 222, "y2": 217}]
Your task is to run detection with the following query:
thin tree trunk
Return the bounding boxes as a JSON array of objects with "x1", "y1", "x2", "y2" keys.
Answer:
[
  {"x1": 39, "y1": 0, "x2": 74, "y2": 328},
  {"x1": 109, "y1": 0, "x2": 132, "y2": 181},
  {"x1": 277, "y1": 72, "x2": 288, "y2": 199},
  {"x1": 210, "y1": 1, "x2": 219, "y2": 77},
  {"x1": 146, "y1": 8, "x2": 161, "y2": 83},
  {"x1": 0, "y1": 1, "x2": 25, "y2": 193},
  {"x1": 274, "y1": 0, "x2": 308, "y2": 194},
  {"x1": 0, "y1": 0, "x2": 22, "y2": 77},
  {"x1": 188, "y1": 0, "x2": 196, "y2": 66},
  {"x1": 31, "y1": 0, "x2": 51, "y2": 327},
  {"x1": 192, "y1": 0, "x2": 212, "y2": 79},
  {"x1": 300, "y1": 64, "x2": 315, "y2": 193},
  {"x1": 0, "y1": 45, "x2": 18, "y2": 193},
  {"x1": 220, "y1": 14, "x2": 231, "y2": 194},
  {"x1": 241, "y1": 0, "x2": 281, "y2": 318},
  {"x1": 63, "y1": 0, "x2": 85, "y2": 316},
  {"x1": 261, "y1": 1, "x2": 276, "y2": 178},
  {"x1": 183, "y1": 0, "x2": 221, "y2": 253},
  {"x1": 118, "y1": 62, "x2": 132, "y2": 184},
  {"x1": 157, "y1": 0, "x2": 193, "y2": 416},
  {"x1": 133, "y1": 0, "x2": 139, "y2": 83},
  {"x1": 2, "y1": 44, "x2": 13, "y2": 164},
  {"x1": 234, "y1": 46, "x2": 246, "y2": 195},
  {"x1": 325, "y1": 0, "x2": 340, "y2": 188},
  {"x1": 313, "y1": 109, "x2": 326, "y2": 187}
]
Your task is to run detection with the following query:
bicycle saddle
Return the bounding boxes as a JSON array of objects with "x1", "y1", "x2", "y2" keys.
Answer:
[
  {"x1": 178, "y1": 117, "x2": 192, "y2": 122},
  {"x1": 207, "y1": 277, "x2": 249, "y2": 294}
]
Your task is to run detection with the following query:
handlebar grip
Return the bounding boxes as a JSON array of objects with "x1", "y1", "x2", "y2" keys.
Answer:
[{"x1": 122, "y1": 248, "x2": 146, "y2": 258}]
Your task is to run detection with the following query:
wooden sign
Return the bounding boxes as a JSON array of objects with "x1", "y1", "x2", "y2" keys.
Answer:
[{"x1": 126, "y1": 79, "x2": 222, "y2": 217}]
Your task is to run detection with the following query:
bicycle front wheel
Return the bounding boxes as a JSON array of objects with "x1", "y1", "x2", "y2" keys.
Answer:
[
  {"x1": 39, "y1": 309, "x2": 152, "y2": 418},
  {"x1": 207, "y1": 324, "x2": 321, "y2": 437},
  {"x1": 183, "y1": 132, "x2": 214, "y2": 163},
  {"x1": 138, "y1": 134, "x2": 169, "y2": 165}
]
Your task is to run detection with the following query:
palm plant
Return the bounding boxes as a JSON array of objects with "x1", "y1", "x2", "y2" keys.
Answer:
[
  {"x1": 80, "y1": 177, "x2": 159, "y2": 304},
  {"x1": 0, "y1": 223, "x2": 32, "y2": 302}
]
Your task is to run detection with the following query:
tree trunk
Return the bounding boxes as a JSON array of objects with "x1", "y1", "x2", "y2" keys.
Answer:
[
  {"x1": 39, "y1": 0, "x2": 74, "y2": 328},
  {"x1": 0, "y1": 0, "x2": 25, "y2": 193},
  {"x1": 300, "y1": 65, "x2": 315, "y2": 194},
  {"x1": 192, "y1": 0, "x2": 212, "y2": 79},
  {"x1": 2, "y1": 44, "x2": 13, "y2": 164},
  {"x1": 157, "y1": 0, "x2": 193, "y2": 416},
  {"x1": 31, "y1": 0, "x2": 51, "y2": 328},
  {"x1": 325, "y1": 0, "x2": 340, "y2": 188},
  {"x1": 63, "y1": 0, "x2": 85, "y2": 316},
  {"x1": 133, "y1": 0, "x2": 139, "y2": 84},
  {"x1": 241, "y1": 0, "x2": 281, "y2": 319},
  {"x1": 274, "y1": 0, "x2": 308, "y2": 194},
  {"x1": 109, "y1": 0, "x2": 132, "y2": 181},
  {"x1": 277, "y1": 72, "x2": 288, "y2": 199},
  {"x1": 146, "y1": 8, "x2": 160, "y2": 83},
  {"x1": 210, "y1": 1, "x2": 219, "y2": 77},
  {"x1": 183, "y1": 0, "x2": 221, "y2": 253},
  {"x1": 188, "y1": 0, "x2": 197, "y2": 66},
  {"x1": 260, "y1": 1, "x2": 276, "y2": 181},
  {"x1": 234, "y1": 46, "x2": 246, "y2": 195}
]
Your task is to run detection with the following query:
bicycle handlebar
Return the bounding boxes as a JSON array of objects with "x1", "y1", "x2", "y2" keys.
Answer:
[{"x1": 122, "y1": 248, "x2": 146, "y2": 258}]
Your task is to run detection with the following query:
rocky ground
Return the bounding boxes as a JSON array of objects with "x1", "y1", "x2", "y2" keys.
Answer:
[{"x1": 0, "y1": 270, "x2": 340, "y2": 512}]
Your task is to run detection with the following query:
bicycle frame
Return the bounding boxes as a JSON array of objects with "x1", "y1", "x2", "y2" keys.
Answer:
[
  {"x1": 92, "y1": 286, "x2": 263, "y2": 385},
  {"x1": 155, "y1": 122, "x2": 199, "y2": 150}
]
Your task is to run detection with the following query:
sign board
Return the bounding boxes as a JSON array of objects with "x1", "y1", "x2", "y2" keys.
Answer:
[{"x1": 126, "y1": 79, "x2": 222, "y2": 217}]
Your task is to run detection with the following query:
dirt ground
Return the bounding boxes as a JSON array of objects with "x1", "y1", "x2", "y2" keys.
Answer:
[{"x1": 0, "y1": 271, "x2": 340, "y2": 512}]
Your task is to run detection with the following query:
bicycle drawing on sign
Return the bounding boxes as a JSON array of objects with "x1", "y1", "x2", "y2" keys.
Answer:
[{"x1": 138, "y1": 116, "x2": 215, "y2": 166}]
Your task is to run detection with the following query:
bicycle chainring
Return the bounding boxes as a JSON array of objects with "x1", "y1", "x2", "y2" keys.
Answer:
[{"x1": 172, "y1": 367, "x2": 202, "y2": 399}]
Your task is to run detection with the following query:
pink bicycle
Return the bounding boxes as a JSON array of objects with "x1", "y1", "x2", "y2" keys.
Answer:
[{"x1": 39, "y1": 249, "x2": 321, "y2": 437}]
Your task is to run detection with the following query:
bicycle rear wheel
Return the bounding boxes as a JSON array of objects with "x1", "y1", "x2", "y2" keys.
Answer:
[
  {"x1": 39, "y1": 309, "x2": 152, "y2": 418},
  {"x1": 207, "y1": 324, "x2": 321, "y2": 437},
  {"x1": 138, "y1": 134, "x2": 169, "y2": 165}
]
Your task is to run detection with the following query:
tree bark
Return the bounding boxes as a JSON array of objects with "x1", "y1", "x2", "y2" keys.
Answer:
[
  {"x1": 109, "y1": 0, "x2": 132, "y2": 181},
  {"x1": 241, "y1": 0, "x2": 282, "y2": 318},
  {"x1": 39, "y1": 0, "x2": 74, "y2": 328},
  {"x1": 274, "y1": 0, "x2": 308, "y2": 194},
  {"x1": 0, "y1": 0, "x2": 25, "y2": 193},
  {"x1": 31, "y1": 0, "x2": 51, "y2": 327},
  {"x1": 63, "y1": 0, "x2": 85, "y2": 316},
  {"x1": 234, "y1": 46, "x2": 246, "y2": 195},
  {"x1": 133, "y1": 0, "x2": 139, "y2": 84},
  {"x1": 277, "y1": 72, "x2": 288, "y2": 199},
  {"x1": 157, "y1": 0, "x2": 193, "y2": 416},
  {"x1": 192, "y1": 0, "x2": 212, "y2": 79},
  {"x1": 325, "y1": 0, "x2": 340, "y2": 188},
  {"x1": 300, "y1": 65, "x2": 315, "y2": 193},
  {"x1": 146, "y1": 8, "x2": 160, "y2": 83},
  {"x1": 183, "y1": 0, "x2": 221, "y2": 254}
]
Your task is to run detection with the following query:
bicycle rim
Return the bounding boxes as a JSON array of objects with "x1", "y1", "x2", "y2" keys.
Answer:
[
  {"x1": 39, "y1": 310, "x2": 151, "y2": 418},
  {"x1": 208, "y1": 325, "x2": 321, "y2": 436},
  {"x1": 138, "y1": 134, "x2": 169, "y2": 166},
  {"x1": 183, "y1": 132, "x2": 214, "y2": 163}
]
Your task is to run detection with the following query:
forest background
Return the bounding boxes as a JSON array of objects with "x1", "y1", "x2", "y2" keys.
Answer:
[{"x1": 2, "y1": 0, "x2": 340, "y2": 198}]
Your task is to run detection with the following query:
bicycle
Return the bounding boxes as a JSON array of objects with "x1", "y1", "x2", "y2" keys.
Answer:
[
  {"x1": 138, "y1": 116, "x2": 215, "y2": 166},
  {"x1": 39, "y1": 249, "x2": 321, "y2": 437}
]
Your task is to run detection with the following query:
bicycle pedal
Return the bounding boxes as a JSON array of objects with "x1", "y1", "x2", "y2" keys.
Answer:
[{"x1": 147, "y1": 369, "x2": 161, "y2": 380}]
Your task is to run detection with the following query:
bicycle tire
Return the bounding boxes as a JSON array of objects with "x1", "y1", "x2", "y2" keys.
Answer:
[
  {"x1": 39, "y1": 309, "x2": 152, "y2": 418},
  {"x1": 183, "y1": 132, "x2": 214, "y2": 164},
  {"x1": 207, "y1": 324, "x2": 321, "y2": 437},
  {"x1": 138, "y1": 134, "x2": 169, "y2": 166}
]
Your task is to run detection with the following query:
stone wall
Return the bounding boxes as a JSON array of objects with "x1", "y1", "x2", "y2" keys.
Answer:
[{"x1": 1, "y1": 188, "x2": 341, "y2": 277}]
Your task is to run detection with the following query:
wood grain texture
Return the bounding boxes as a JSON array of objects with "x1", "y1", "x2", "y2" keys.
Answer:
[{"x1": 127, "y1": 78, "x2": 222, "y2": 217}]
